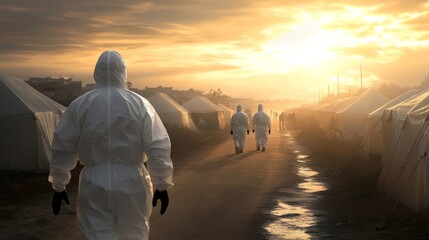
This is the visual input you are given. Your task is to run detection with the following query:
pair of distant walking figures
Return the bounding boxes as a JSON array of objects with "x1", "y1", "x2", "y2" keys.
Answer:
[{"x1": 230, "y1": 104, "x2": 272, "y2": 153}]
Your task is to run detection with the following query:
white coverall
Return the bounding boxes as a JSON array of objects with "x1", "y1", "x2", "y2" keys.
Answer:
[
  {"x1": 49, "y1": 50, "x2": 173, "y2": 240},
  {"x1": 252, "y1": 104, "x2": 271, "y2": 149},
  {"x1": 230, "y1": 105, "x2": 250, "y2": 152}
]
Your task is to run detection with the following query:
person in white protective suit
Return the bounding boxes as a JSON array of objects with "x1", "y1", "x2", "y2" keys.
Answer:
[
  {"x1": 230, "y1": 104, "x2": 250, "y2": 153},
  {"x1": 48, "y1": 50, "x2": 174, "y2": 240},
  {"x1": 252, "y1": 104, "x2": 271, "y2": 152}
]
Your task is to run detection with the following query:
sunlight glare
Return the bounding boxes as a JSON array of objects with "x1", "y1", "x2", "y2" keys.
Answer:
[{"x1": 260, "y1": 21, "x2": 338, "y2": 73}]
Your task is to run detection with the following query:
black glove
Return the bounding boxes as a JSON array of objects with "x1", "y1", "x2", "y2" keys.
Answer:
[
  {"x1": 52, "y1": 190, "x2": 70, "y2": 215},
  {"x1": 247, "y1": 130, "x2": 249, "y2": 135},
  {"x1": 152, "y1": 190, "x2": 169, "y2": 215},
  {"x1": 230, "y1": 130, "x2": 233, "y2": 135},
  {"x1": 252, "y1": 129, "x2": 255, "y2": 133},
  {"x1": 268, "y1": 129, "x2": 271, "y2": 135}
]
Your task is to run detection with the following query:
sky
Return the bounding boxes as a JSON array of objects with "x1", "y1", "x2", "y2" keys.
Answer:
[{"x1": 1, "y1": 0, "x2": 429, "y2": 101}]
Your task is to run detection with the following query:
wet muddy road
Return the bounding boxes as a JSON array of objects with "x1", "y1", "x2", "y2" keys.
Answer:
[
  {"x1": 0, "y1": 127, "x2": 330, "y2": 240},
  {"x1": 150, "y1": 128, "x2": 329, "y2": 240}
]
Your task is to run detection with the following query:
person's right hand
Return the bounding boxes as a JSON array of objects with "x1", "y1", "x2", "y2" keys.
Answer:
[
  {"x1": 52, "y1": 190, "x2": 70, "y2": 215},
  {"x1": 152, "y1": 190, "x2": 169, "y2": 215},
  {"x1": 247, "y1": 130, "x2": 249, "y2": 135},
  {"x1": 230, "y1": 130, "x2": 233, "y2": 135},
  {"x1": 252, "y1": 129, "x2": 255, "y2": 133}
]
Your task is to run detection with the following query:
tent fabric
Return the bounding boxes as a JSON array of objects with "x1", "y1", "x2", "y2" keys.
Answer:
[
  {"x1": 365, "y1": 89, "x2": 421, "y2": 155},
  {"x1": 313, "y1": 97, "x2": 356, "y2": 130},
  {"x1": 148, "y1": 93, "x2": 197, "y2": 130},
  {"x1": 183, "y1": 96, "x2": 226, "y2": 130},
  {"x1": 0, "y1": 75, "x2": 65, "y2": 172},
  {"x1": 329, "y1": 88, "x2": 390, "y2": 142},
  {"x1": 217, "y1": 103, "x2": 234, "y2": 124},
  {"x1": 2, "y1": 76, "x2": 65, "y2": 113},
  {"x1": 377, "y1": 89, "x2": 429, "y2": 211}
]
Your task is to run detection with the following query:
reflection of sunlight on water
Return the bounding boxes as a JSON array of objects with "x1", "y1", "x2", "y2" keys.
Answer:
[
  {"x1": 265, "y1": 201, "x2": 314, "y2": 240},
  {"x1": 298, "y1": 182, "x2": 327, "y2": 193},
  {"x1": 298, "y1": 167, "x2": 318, "y2": 178},
  {"x1": 298, "y1": 165, "x2": 326, "y2": 193},
  {"x1": 265, "y1": 151, "x2": 327, "y2": 239}
]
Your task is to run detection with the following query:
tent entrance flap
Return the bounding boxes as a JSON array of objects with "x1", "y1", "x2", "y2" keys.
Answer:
[{"x1": 191, "y1": 112, "x2": 225, "y2": 130}]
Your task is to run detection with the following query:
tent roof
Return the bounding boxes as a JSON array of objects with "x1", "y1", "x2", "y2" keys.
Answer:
[
  {"x1": 316, "y1": 97, "x2": 356, "y2": 113},
  {"x1": 217, "y1": 103, "x2": 234, "y2": 114},
  {"x1": 369, "y1": 89, "x2": 421, "y2": 117},
  {"x1": 0, "y1": 75, "x2": 65, "y2": 115},
  {"x1": 386, "y1": 89, "x2": 429, "y2": 113},
  {"x1": 338, "y1": 88, "x2": 390, "y2": 115},
  {"x1": 385, "y1": 89, "x2": 429, "y2": 118},
  {"x1": 148, "y1": 92, "x2": 190, "y2": 114},
  {"x1": 182, "y1": 96, "x2": 223, "y2": 113}
]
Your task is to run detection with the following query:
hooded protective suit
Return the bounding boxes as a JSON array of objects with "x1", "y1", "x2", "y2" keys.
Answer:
[
  {"x1": 230, "y1": 105, "x2": 250, "y2": 153},
  {"x1": 252, "y1": 104, "x2": 271, "y2": 150},
  {"x1": 49, "y1": 50, "x2": 173, "y2": 240}
]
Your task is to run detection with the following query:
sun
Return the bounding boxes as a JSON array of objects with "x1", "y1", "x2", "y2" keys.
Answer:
[{"x1": 259, "y1": 21, "x2": 339, "y2": 73}]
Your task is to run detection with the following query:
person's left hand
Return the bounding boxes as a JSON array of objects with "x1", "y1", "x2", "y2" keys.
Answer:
[
  {"x1": 268, "y1": 129, "x2": 271, "y2": 135},
  {"x1": 247, "y1": 130, "x2": 249, "y2": 135},
  {"x1": 230, "y1": 130, "x2": 233, "y2": 135},
  {"x1": 152, "y1": 190, "x2": 169, "y2": 215}
]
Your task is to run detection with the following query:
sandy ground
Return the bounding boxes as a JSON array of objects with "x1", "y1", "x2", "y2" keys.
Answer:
[{"x1": 1, "y1": 121, "x2": 429, "y2": 239}]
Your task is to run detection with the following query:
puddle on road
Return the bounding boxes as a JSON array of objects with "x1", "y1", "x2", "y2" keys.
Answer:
[
  {"x1": 298, "y1": 182, "x2": 327, "y2": 193},
  {"x1": 298, "y1": 167, "x2": 318, "y2": 178},
  {"x1": 297, "y1": 155, "x2": 309, "y2": 163},
  {"x1": 265, "y1": 201, "x2": 315, "y2": 239},
  {"x1": 264, "y1": 151, "x2": 327, "y2": 239}
]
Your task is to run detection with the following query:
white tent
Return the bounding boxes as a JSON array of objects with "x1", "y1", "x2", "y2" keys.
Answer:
[
  {"x1": 329, "y1": 88, "x2": 389, "y2": 142},
  {"x1": 0, "y1": 75, "x2": 65, "y2": 172},
  {"x1": 313, "y1": 97, "x2": 356, "y2": 131},
  {"x1": 365, "y1": 89, "x2": 421, "y2": 155},
  {"x1": 148, "y1": 93, "x2": 197, "y2": 130},
  {"x1": 378, "y1": 89, "x2": 429, "y2": 211},
  {"x1": 183, "y1": 96, "x2": 226, "y2": 130},
  {"x1": 217, "y1": 103, "x2": 234, "y2": 124}
]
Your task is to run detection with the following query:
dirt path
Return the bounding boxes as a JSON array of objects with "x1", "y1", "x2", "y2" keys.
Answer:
[
  {"x1": 149, "y1": 129, "x2": 296, "y2": 240},
  {"x1": 0, "y1": 129, "x2": 298, "y2": 240}
]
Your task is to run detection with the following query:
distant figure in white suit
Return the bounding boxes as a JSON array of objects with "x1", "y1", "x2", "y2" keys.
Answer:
[
  {"x1": 230, "y1": 104, "x2": 250, "y2": 153},
  {"x1": 252, "y1": 104, "x2": 271, "y2": 152}
]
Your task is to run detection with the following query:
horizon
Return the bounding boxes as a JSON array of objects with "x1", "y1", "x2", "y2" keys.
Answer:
[{"x1": 1, "y1": 1, "x2": 429, "y2": 100}]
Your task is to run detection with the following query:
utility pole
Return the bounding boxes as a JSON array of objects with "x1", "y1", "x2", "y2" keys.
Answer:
[{"x1": 360, "y1": 64, "x2": 363, "y2": 88}]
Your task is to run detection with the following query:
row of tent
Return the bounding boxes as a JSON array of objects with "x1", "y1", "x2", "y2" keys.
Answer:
[
  {"x1": 294, "y1": 87, "x2": 429, "y2": 212},
  {"x1": 0, "y1": 75, "x2": 235, "y2": 173},
  {"x1": 149, "y1": 93, "x2": 234, "y2": 130}
]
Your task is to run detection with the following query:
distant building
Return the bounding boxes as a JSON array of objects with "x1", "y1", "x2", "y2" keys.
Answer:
[
  {"x1": 81, "y1": 83, "x2": 97, "y2": 94},
  {"x1": 81, "y1": 81, "x2": 137, "y2": 94},
  {"x1": 26, "y1": 76, "x2": 82, "y2": 106}
]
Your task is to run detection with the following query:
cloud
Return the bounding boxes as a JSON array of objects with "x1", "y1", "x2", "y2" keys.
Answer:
[
  {"x1": 336, "y1": 45, "x2": 381, "y2": 58},
  {"x1": 1, "y1": 0, "x2": 429, "y2": 100}
]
